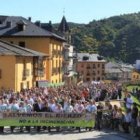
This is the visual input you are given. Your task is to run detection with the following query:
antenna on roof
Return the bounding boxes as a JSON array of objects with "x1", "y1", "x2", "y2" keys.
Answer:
[{"x1": 63, "y1": 8, "x2": 65, "y2": 16}]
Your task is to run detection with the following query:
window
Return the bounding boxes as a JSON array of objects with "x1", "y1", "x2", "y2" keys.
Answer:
[
  {"x1": 133, "y1": 75, "x2": 135, "y2": 79},
  {"x1": 0, "y1": 69, "x2": 2, "y2": 79},
  {"x1": 93, "y1": 64, "x2": 96, "y2": 68},
  {"x1": 86, "y1": 78, "x2": 90, "y2": 81},
  {"x1": 102, "y1": 70, "x2": 105, "y2": 75},
  {"x1": 17, "y1": 24, "x2": 24, "y2": 31},
  {"x1": 22, "y1": 60, "x2": 27, "y2": 80},
  {"x1": 81, "y1": 64, "x2": 84, "y2": 68},
  {"x1": 87, "y1": 64, "x2": 90, "y2": 69},
  {"x1": 97, "y1": 77, "x2": 100, "y2": 81},
  {"x1": 20, "y1": 82, "x2": 24, "y2": 90},
  {"x1": 81, "y1": 71, "x2": 84, "y2": 74},
  {"x1": 56, "y1": 60, "x2": 58, "y2": 69},
  {"x1": 93, "y1": 71, "x2": 96, "y2": 75},
  {"x1": 98, "y1": 64, "x2": 100, "y2": 68},
  {"x1": 102, "y1": 64, "x2": 105, "y2": 69},
  {"x1": 27, "y1": 81, "x2": 30, "y2": 89},
  {"x1": 93, "y1": 78, "x2": 95, "y2": 81},
  {"x1": 87, "y1": 72, "x2": 90, "y2": 76},
  {"x1": 19, "y1": 41, "x2": 25, "y2": 47}
]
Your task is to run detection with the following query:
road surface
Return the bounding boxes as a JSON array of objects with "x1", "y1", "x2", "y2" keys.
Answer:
[{"x1": 0, "y1": 128, "x2": 136, "y2": 140}]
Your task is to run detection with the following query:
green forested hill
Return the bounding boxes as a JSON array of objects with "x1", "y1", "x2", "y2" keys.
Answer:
[{"x1": 55, "y1": 13, "x2": 140, "y2": 64}]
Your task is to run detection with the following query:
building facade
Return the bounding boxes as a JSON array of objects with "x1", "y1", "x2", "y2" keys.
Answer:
[
  {"x1": 76, "y1": 53, "x2": 106, "y2": 82},
  {"x1": 105, "y1": 62, "x2": 133, "y2": 81},
  {"x1": 57, "y1": 16, "x2": 77, "y2": 84},
  {"x1": 131, "y1": 70, "x2": 140, "y2": 81},
  {"x1": 0, "y1": 16, "x2": 64, "y2": 86},
  {"x1": 0, "y1": 40, "x2": 46, "y2": 91}
]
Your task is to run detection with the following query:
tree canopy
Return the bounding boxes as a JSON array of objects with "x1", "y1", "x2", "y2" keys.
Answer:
[{"x1": 54, "y1": 12, "x2": 140, "y2": 64}]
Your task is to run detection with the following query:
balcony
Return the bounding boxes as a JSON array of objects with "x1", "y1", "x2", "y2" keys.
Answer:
[
  {"x1": 22, "y1": 69, "x2": 30, "y2": 80},
  {"x1": 34, "y1": 68, "x2": 45, "y2": 77},
  {"x1": 86, "y1": 66, "x2": 91, "y2": 69},
  {"x1": 87, "y1": 73, "x2": 90, "y2": 76}
]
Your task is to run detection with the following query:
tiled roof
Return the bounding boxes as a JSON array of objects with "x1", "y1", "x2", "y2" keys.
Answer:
[
  {"x1": 40, "y1": 22, "x2": 53, "y2": 32},
  {"x1": 77, "y1": 53, "x2": 106, "y2": 62},
  {"x1": 0, "y1": 39, "x2": 47, "y2": 57},
  {"x1": 105, "y1": 62, "x2": 134, "y2": 73},
  {"x1": 0, "y1": 16, "x2": 65, "y2": 41}
]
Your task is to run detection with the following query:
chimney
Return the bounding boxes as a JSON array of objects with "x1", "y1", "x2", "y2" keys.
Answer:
[
  {"x1": 6, "y1": 21, "x2": 12, "y2": 28},
  {"x1": 28, "y1": 17, "x2": 31, "y2": 22},
  {"x1": 49, "y1": 20, "x2": 52, "y2": 25},
  {"x1": 35, "y1": 20, "x2": 41, "y2": 27}
]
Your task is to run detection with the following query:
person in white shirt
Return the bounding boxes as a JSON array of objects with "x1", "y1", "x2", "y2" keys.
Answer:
[
  {"x1": 10, "y1": 99, "x2": 19, "y2": 112},
  {"x1": 74, "y1": 100, "x2": 85, "y2": 113},
  {"x1": 24, "y1": 100, "x2": 32, "y2": 132},
  {"x1": 48, "y1": 99, "x2": 56, "y2": 112},
  {"x1": 125, "y1": 94, "x2": 133, "y2": 109},
  {"x1": 0, "y1": 99, "x2": 7, "y2": 133},
  {"x1": 0, "y1": 99, "x2": 8, "y2": 112},
  {"x1": 53, "y1": 103, "x2": 63, "y2": 113},
  {"x1": 9, "y1": 99, "x2": 19, "y2": 133},
  {"x1": 19, "y1": 102, "x2": 26, "y2": 113},
  {"x1": 86, "y1": 100, "x2": 97, "y2": 113},
  {"x1": 64, "y1": 101, "x2": 73, "y2": 113},
  {"x1": 19, "y1": 102, "x2": 27, "y2": 132},
  {"x1": 74, "y1": 100, "x2": 85, "y2": 132}
]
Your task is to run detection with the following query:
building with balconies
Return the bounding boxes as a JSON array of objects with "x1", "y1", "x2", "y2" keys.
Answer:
[
  {"x1": 0, "y1": 40, "x2": 46, "y2": 91},
  {"x1": 0, "y1": 15, "x2": 65, "y2": 86}
]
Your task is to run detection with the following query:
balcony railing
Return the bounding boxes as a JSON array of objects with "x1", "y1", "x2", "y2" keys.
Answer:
[
  {"x1": 22, "y1": 69, "x2": 30, "y2": 80},
  {"x1": 34, "y1": 68, "x2": 45, "y2": 77}
]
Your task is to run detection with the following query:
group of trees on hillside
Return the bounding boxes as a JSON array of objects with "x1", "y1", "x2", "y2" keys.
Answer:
[{"x1": 69, "y1": 13, "x2": 140, "y2": 64}]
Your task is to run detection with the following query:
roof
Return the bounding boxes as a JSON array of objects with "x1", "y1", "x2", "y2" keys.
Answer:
[
  {"x1": 58, "y1": 16, "x2": 70, "y2": 33},
  {"x1": 0, "y1": 15, "x2": 65, "y2": 41},
  {"x1": 105, "y1": 62, "x2": 134, "y2": 73},
  {"x1": 0, "y1": 39, "x2": 47, "y2": 57},
  {"x1": 77, "y1": 53, "x2": 106, "y2": 62},
  {"x1": 40, "y1": 22, "x2": 53, "y2": 32}
]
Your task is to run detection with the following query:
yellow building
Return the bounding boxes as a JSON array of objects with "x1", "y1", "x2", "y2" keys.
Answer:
[
  {"x1": 131, "y1": 70, "x2": 140, "y2": 81},
  {"x1": 77, "y1": 53, "x2": 106, "y2": 82},
  {"x1": 0, "y1": 16, "x2": 64, "y2": 86},
  {"x1": 0, "y1": 40, "x2": 46, "y2": 91}
]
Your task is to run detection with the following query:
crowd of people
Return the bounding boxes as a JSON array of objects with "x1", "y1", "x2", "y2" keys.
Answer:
[{"x1": 0, "y1": 82, "x2": 139, "y2": 139}]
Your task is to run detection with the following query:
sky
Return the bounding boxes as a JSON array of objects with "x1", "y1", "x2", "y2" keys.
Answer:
[{"x1": 1, "y1": 0, "x2": 140, "y2": 24}]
